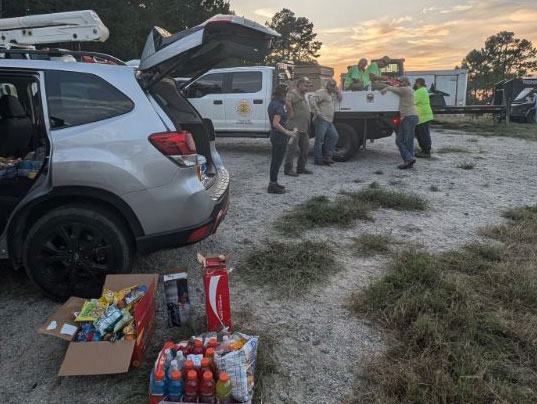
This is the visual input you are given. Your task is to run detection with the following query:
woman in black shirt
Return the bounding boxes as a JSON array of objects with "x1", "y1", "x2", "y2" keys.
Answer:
[{"x1": 267, "y1": 84, "x2": 297, "y2": 194}]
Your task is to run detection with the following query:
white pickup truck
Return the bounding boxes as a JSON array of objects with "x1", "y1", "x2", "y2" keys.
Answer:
[{"x1": 182, "y1": 66, "x2": 401, "y2": 161}]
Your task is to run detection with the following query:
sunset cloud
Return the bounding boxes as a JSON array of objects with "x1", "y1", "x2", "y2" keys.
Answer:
[{"x1": 232, "y1": 0, "x2": 537, "y2": 79}]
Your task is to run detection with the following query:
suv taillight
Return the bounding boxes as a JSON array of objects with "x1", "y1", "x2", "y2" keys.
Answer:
[{"x1": 149, "y1": 131, "x2": 198, "y2": 167}]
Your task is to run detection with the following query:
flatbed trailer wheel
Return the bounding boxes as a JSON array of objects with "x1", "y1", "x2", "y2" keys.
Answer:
[{"x1": 333, "y1": 122, "x2": 359, "y2": 162}]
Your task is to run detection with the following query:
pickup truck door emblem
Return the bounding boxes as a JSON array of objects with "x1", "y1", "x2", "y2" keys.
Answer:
[{"x1": 236, "y1": 99, "x2": 252, "y2": 117}]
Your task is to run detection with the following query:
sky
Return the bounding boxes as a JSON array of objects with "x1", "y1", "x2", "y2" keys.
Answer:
[{"x1": 230, "y1": 0, "x2": 537, "y2": 79}]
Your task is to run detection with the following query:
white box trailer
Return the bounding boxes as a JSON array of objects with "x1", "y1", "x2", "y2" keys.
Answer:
[{"x1": 406, "y1": 68, "x2": 468, "y2": 106}]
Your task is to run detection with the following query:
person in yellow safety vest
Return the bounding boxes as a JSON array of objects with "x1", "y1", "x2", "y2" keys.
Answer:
[
  {"x1": 344, "y1": 58, "x2": 370, "y2": 91},
  {"x1": 413, "y1": 78, "x2": 434, "y2": 158},
  {"x1": 368, "y1": 56, "x2": 391, "y2": 90}
]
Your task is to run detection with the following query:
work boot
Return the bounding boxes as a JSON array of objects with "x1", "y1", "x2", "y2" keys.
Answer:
[
  {"x1": 397, "y1": 159, "x2": 415, "y2": 170},
  {"x1": 297, "y1": 168, "x2": 313, "y2": 174},
  {"x1": 267, "y1": 182, "x2": 286, "y2": 194},
  {"x1": 323, "y1": 157, "x2": 335, "y2": 164},
  {"x1": 415, "y1": 151, "x2": 431, "y2": 158},
  {"x1": 284, "y1": 169, "x2": 299, "y2": 177}
]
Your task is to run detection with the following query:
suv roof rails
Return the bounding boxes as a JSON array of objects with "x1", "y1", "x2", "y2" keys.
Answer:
[{"x1": 0, "y1": 48, "x2": 126, "y2": 65}]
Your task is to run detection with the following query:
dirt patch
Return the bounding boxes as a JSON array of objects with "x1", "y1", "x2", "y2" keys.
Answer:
[{"x1": 1, "y1": 129, "x2": 537, "y2": 404}]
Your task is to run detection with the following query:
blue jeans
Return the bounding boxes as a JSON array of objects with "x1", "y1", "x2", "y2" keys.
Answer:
[
  {"x1": 269, "y1": 131, "x2": 289, "y2": 183},
  {"x1": 415, "y1": 121, "x2": 432, "y2": 153},
  {"x1": 396, "y1": 115, "x2": 418, "y2": 161},
  {"x1": 314, "y1": 117, "x2": 339, "y2": 163}
]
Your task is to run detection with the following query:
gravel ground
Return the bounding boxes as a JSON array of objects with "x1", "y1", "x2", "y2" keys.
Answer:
[{"x1": 1, "y1": 129, "x2": 537, "y2": 404}]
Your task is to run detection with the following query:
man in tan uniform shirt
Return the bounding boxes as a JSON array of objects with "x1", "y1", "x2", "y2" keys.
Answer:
[
  {"x1": 284, "y1": 77, "x2": 313, "y2": 176},
  {"x1": 381, "y1": 77, "x2": 419, "y2": 169}
]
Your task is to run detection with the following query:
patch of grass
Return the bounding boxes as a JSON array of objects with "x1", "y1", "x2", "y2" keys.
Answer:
[
  {"x1": 344, "y1": 185, "x2": 429, "y2": 212},
  {"x1": 434, "y1": 116, "x2": 537, "y2": 141},
  {"x1": 457, "y1": 161, "x2": 476, "y2": 170},
  {"x1": 502, "y1": 205, "x2": 537, "y2": 222},
  {"x1": 351, "y1": 233, "x2": 394, "y2": 257},
  {"x1": 389, "y1": 180, "x2": 403, "y2": 186},
  {"x1": 242, "y1": 240, "x2": 340, "y2": 299},
  {"x1": 374, "y1": 170, "x2": 384, "y2": 175},
  {"x1": 467, "y1": 138, "x2": 479, "y2": 143},
  {"x1": 369, "y1": 181, "x2": 381, "y2": 189},
  {"x1": 274, "y1": 195, "x2": 373, "y2": 236},
  {"x1": 348, "y1": 205, "x2": 537, "y2": 404},
  {"x1": 429, "y1": 185, "x2": 439, "y2": 192},
  {"x1": 436, "y1": 146, "x2": 469, "y2": 154}
]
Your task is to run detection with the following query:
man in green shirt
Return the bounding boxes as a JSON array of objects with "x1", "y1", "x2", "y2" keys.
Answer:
[
  {"x1": 413, "y1": 78, "x2": 434, "y2": 158},
  {"x1": 368, "y1": 56, "x2": 391, "y2": 90},
  {"x1": 344, "y1": 58, "x2": 369, "y2": 91}
]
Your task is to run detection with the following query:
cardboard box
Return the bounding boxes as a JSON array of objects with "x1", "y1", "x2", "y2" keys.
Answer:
[
  {"x1": 38, "y1": 273, "x2": 158, "y2": 376},
  {"x1": 197, "y1": 253, "x2": 232, "y2": 332},
  {"x1": 163, "y1": 269, "x2": 191, "y2": 327}
]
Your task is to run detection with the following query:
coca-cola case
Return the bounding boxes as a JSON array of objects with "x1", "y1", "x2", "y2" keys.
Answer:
[{"x1": 197, "y1": 253, "x2": 232, "y2": 332}]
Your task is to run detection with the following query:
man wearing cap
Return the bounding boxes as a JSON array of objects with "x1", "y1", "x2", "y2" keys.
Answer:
[
  {"x1": 309, "y1": 79, "x2": 342, "y2": 165},
  {"x1": 381, "y1": 77, "x2": 418, "y2": 169},
  {"x1": 368, "y1": 56, "x2": 391, "y2": 90},
  {"x1": 344, "y1": 58, "x2": 369, "y2": 91},
  {"x1": 284, "y1": 77, "x2": 313, "y2": 176}
]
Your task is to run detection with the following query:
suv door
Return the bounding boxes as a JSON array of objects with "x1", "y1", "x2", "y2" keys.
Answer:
[
  {"x1": 0, "y1": 70, "x2": 49, "y2": 239},
  {"x1": 185, "y1": 72, "x2": 227, "y2": 131},
  {"x1": 225, "y1": 71, "x2": 267, "y2": 133}
]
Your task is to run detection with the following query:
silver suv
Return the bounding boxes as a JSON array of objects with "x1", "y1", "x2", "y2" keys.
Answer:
[{"x1": 0, "y1": 15, "x2": 278, "y2": 299}]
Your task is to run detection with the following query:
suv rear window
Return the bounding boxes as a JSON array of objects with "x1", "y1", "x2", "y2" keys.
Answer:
[{"x1": 45, "y1": 70, "x2": 134, "y2": 129}]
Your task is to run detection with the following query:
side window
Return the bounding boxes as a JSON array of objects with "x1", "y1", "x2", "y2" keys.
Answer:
[
  {"x1": 185, "y1": 73, "x2": 224, "y2": 98},
  {"x1": 231, "y1": 72, "x2": 262, "y2": 94},
  {"x1": 45, "y1": 70, "x2": 134, "y2": 129}
]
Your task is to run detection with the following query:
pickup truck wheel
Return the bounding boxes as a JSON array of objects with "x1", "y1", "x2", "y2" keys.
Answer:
[
  {"x1": 23, "y1": 205, "x2": 133, "y2": 300},
  {"x1": 333, "y1": 123, "x2": 359, "y2": 162}
]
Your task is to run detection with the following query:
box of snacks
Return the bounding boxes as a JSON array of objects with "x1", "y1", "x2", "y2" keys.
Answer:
[{"x1": 38, "y1": 274, "x2": 158, "y2": 376}]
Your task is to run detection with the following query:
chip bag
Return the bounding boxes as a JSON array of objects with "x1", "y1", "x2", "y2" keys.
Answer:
[
  {"x1": 214, "y1": 333, "x2": 258, "y2": 402},
  {"x1": 75, "y1": 299, "x2": 107, "y2": 322}
]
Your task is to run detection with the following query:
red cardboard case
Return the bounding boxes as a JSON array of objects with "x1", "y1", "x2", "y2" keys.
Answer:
[{"x1": 197, "y1": 253, "x2": 232, "y2": 332}]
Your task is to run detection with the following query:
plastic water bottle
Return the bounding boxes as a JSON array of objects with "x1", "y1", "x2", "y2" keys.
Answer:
[
  {"x1": 149, "y1": 369, "x2": 166, "y2": 404},
  {"x1": 168, "y1": 370, "x2": 184, "y2": 402}
]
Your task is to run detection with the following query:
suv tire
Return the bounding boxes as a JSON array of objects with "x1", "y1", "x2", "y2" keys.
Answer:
[{"x1": 23, "y1": 205, "x2": 134, "y2": 300}]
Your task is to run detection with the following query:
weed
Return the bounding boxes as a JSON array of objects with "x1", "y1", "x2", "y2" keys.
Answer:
[
  {"x1": 389, "y1": 180, "x2": 403, "y2": 186},
  {"x1": 374, "y1": 170, "x2": 384, "y2": 175},
  {"x1": 457, "y1": 161, "x2": 476, "y2": 170},
  {"x1": 437, "y1": 146, "x2": 469, "y2": 154},
  {"x1": 467, "y1": 138, "x2": 479, "y2": 143},
  {"x1": 344, "y1": 186, "x2": 429, "y2": 211},
  {"x1": 348, "y1": 205, "x2": 537, "y2": 404},
  {"x1": 369, "y1": 181, "x2": 381, "y2": 189},
  {"x1": 502, "y1": 205, "x2": 537, "y2": 222},
  {"x1": 242, "y1": 240, "x2": 340, "y2": 299},
  {"x1": 351, "y1": 233, "x2": 394, "y2": 257},
  {"x1": 274, "y1": 195, "x2": 373, "y2": 236},
  {"x1": 429, "y1": 185, "x2": 439, "y2": 192}
]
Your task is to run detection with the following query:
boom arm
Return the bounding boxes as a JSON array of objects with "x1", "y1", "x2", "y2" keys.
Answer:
[{"x1": 0, "y1": 10, "x2": 109, "y2": 48}]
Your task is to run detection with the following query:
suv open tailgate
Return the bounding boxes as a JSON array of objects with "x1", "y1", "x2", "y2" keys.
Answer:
[{"x1": 138, "y1": 15, "x2": 279, "y2": 89}]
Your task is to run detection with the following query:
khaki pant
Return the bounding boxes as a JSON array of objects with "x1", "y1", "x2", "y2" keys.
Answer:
[{"x1": 284, "y1": 131, "x2": 310, "y2": 172}]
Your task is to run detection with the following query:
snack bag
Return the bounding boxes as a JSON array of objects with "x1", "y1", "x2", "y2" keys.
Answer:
[
  {"x1": 214, "y1": 333, "x2": 258, "y2": 402},
  {"x1": 75, "y1": 299, "x2": 107, "y2": 322}
]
